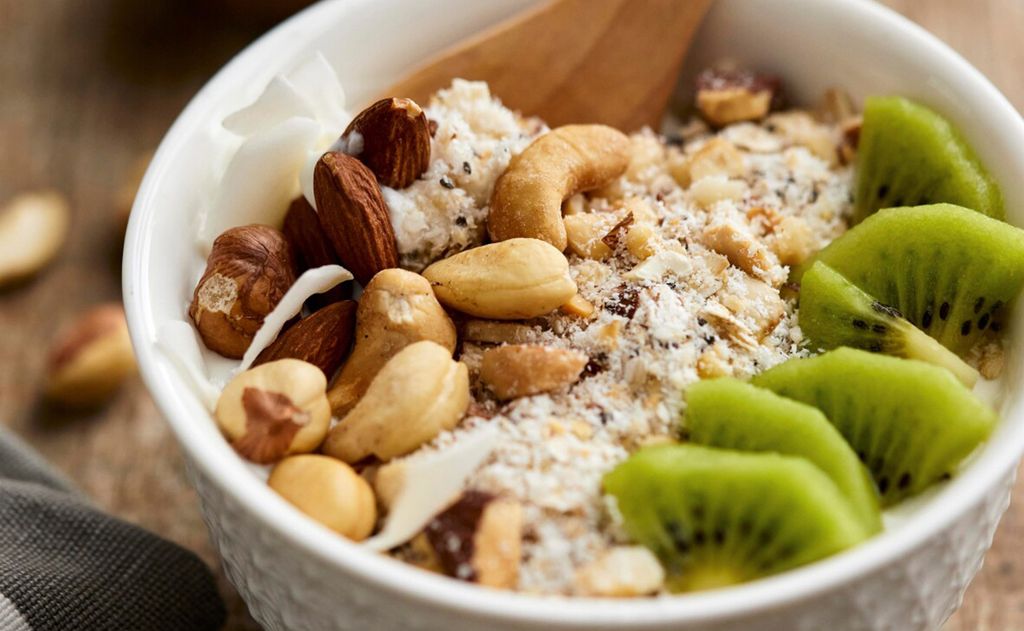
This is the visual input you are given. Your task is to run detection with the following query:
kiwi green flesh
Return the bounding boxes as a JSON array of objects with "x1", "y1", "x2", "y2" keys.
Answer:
[
  {"x1": 685, "y1": 378, "x2": 881, "y2": 534},
  {"x1": 752, "y1": 348, "x2": 996, "y2": 506},
  {"x1": 854, "y1": 96, "x2": 1003, "y2": 223},
  {"x1": 603, "y1": 444, "x2": 869, "y2": 592},
  {"x1": 799, "y1": 261, "x2": 978, "y2": 387},
  {"x1": 797, "y1": 204, "x2": 1024, "y2": 355}
]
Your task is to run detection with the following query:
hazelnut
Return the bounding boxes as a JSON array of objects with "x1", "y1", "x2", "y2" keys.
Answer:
[
  {"x1": 702, "y1": 220, "x2": 778, "y2": 283},
  {"x1": 268, "y1": 454, "x2": 376, "y2": 541},
  {"x1": 479, "y1": 344, "x2": 588, "y2": 401},
  {"x1": 695, "y1": 68, "x2": 782, "y2": 127},
  {"x1": 190, "y1": 225, "x2": 297, "y2": 358},
  {"x1": 215, "y1": 359, "x2": 330, "y2": 464},
  {"x1": 45, "y1": 304, "x2": 137, "y2": 408},
  {"x1": 424, "y1": 490, "x2": 523, "y2": 588},
  {"x1": 575, "y1": 546, "x2": 665, "y2": 597}
]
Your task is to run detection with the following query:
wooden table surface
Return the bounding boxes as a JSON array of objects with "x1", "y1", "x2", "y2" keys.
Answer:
[{"x1": 1, "y1": 1, "x2": 1022, "y2": 629}]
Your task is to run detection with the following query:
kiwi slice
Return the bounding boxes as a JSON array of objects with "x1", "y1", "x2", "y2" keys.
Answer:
[
  {"x1": 752, "y1": 348, "x2": 997, "y2": 505},
  {"x1": 604, "y1": 444, "x2": 868, "y2": 592},
  {"x1": 798, "y1": 204, "x2": 1024, "y2": 355},
  {"x1": 799, "y1": 261, "x2": 978, "y2": 386},
  {"x1": 855, "y1": 96, "x2": 1003, "y2": 223},
  {"x1": 685, "y1": 378, "x2": 881, "y2": 534}
]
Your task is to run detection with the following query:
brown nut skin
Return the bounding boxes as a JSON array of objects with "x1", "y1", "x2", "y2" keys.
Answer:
[
  {"x1": 424, "y1": 491, "x2": 523, "y2": 588},
  {"x1": 327, "y1": 269, "x2": 456, "y2": 416},
  {"x1": 694, "y1": 68, "x2": 783, "y2": 128},
  {"x1": 480, "y1": 344, "x2": 588, "y2": 400},
  {"x1": 323, "y1": 340, "x2": 469, "y2": 463},
  {"x1": 488, "y1": 125, "x2": 630, "y2": 250},
  {"x1": 215, "y1": 359, "x2": 330, "y2": 464},
  {"x1": 268, "y1": 454, "x2": 377, "y2": 541},
  {"x1": 313, "y1": 151, "x2": 399, "y2": 286},
  {"x1": 340, "y1": 97, "x2": 431, "y2": 189},
  {"x1": 45, "y1": 303, "x2": 137, "y2": 408},
  {"x1": 254, "y1": 300, "x2": 356, "y2": 377},
  {"x1": 190, "y1": 225, "x2": 298, "y2": 359},
  {"x1": 282, "y1": 196, "x2": 350, "y2": 309}
]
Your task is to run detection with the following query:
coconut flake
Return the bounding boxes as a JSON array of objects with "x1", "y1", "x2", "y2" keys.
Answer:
[
  {"x1": 287, "y1": 52, "x2": 349, "y2": 135},
  {"x1": 299, "y1": 148, "x2": 322, "y2": 211},
  {"x1": 363, "y1": 427, "x2": 499, "y2": 552},
  {"x1": 625, "y1": 250, "x2": 693, "y2": 282},
  {"x1": 156, "y1": 320, "x2": 220, "y2": 410},
  {"x1": 223, "y1": 76, "x2": 316, "y2": 137},
  {"x1": 237, "y1": 264, "x2": 353, "y2": 372},
  {"x1": 203, "y1": 116, "x2": 321, "y2": 245}
]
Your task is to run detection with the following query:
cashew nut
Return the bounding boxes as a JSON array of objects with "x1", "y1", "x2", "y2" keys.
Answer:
[
  {"x1": 327, "y1": 268, "x2": 456, "y2": 416},
  {"x1": 422, "y1": 238, "x2": 577, "y2": 320},
  {"x1": 323, "y1": 341, "x2": 469, "y2": 463},
  {"x1": 488, "y1": 125, "x2": 630, "y2": 250}
]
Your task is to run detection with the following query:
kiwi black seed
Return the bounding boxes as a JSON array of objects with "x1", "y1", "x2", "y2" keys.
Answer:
[
  {"x1": 603, "y1": 444, "x2": 868, "y2": 592},
  {"x1": 798, "y1": 261, "x2": 978, "y2": 386},
  {"x1": 752, "y1": 348, "x2": 997, "y2": 506},
  {"x1": 854, "y1": 96, "x2": 1003, "y2": 223},
  {"x1": 685, "y1": 377, "x2": 881, "y2": 533},
  {"x1": 795, "y1": 204, "x2": 1024, "y2": 355}
]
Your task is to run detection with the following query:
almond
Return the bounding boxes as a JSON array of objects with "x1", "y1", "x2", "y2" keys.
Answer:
[
  {"x1": 282, "y1": 196, "x2": 349, "y2": 308},
  {"x1": 190, "y1": 225, "x2": 298, "y2": 358},
  {"x1": 254, "y1": 300, "x2": 356, "y2": 377},
  {"x1": 45, "y1": 303, "x2": 137, "y2": 408},
  {"x1": 313, "y1": 151, "x2": 399, "y2": 286},
  {"x1": 340, "y1": 97, "x2": 431, "y2": 189}
]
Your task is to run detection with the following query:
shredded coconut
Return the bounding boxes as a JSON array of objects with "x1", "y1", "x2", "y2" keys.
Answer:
[{"x1": 381, "y1": 85, "x2": 853, "y2": 594}]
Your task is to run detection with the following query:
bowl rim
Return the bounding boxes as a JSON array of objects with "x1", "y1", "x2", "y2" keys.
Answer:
[{"x1": 124, "y1": 0, "x2": 1024, "y2": 625}]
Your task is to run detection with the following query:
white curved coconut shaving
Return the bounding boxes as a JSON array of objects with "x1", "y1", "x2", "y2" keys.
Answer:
[
  {"x1": 237, "y1": 264, "x2": 353, "y2": 373},
  {"x1": 156, "y1": 320, "x2": 221, "y2": 411},
  {"x1": 364, "y1": 427, "x2": 499, "y2": 552}
]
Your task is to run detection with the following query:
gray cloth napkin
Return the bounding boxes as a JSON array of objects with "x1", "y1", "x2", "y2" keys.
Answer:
[{"x1": 0, "y1": 426, "x2": 226, "y2": 631}]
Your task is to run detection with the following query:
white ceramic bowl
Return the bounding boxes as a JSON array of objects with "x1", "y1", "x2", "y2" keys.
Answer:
[{"x1": 124, "y1": 0, "x2": 1024, "y2": 629}]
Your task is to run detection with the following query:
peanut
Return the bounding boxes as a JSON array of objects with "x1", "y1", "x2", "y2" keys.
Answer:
[{"x1": 479, "y1": 344, "x2": 587, "y2": 400}]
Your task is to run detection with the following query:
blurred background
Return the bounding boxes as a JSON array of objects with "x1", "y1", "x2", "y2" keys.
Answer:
[{"x1": 0, "y1": 1, "x2": 1021, "y2": 629}]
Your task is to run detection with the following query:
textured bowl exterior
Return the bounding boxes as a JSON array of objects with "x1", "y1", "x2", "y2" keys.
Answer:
[
  {"x1": 125, "y1": 0, "x2": 1024, "y2": 629},
  {"x1": 193, "y1": 458, "x2": 1015, "y2": 631}
]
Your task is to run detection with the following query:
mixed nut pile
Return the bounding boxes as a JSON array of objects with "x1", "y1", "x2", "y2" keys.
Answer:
[
  {"x1": 190, "y1": 94, "x2": 631, "y2": 584},
  {"x1": 188, "y1": 68, "x2": 864, "y2": 593}
]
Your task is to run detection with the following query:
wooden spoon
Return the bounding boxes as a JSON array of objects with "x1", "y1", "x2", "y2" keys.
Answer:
[{"x1": 382, "y1": 0, "x2": 713, "y2": 132}]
